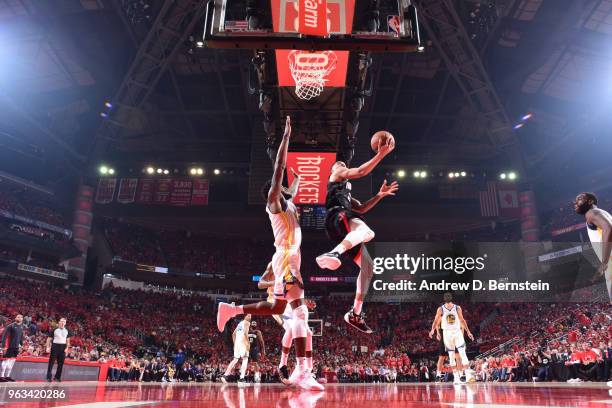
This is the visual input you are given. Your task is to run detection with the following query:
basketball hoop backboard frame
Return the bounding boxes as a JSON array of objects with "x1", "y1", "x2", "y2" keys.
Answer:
[{"x1": 202, "y1": 0, "x2": 422, "y2": 52}]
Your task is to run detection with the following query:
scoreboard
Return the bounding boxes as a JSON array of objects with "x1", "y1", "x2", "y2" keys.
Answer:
[{"x1": 298, "y1": 205, "x2": 326, "y2": 229}]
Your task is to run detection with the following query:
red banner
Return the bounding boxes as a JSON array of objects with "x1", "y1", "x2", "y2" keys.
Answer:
[
  {"x1": 271, "y1": 0, "x2": 355, "y2": 34},
  {"x1": 286, "y1": 152, "x2": 336, "y2": 204},
  {"x1": 117, "y1": 178, "x2": 138, "y2": 204},
  {"x1": 154, "y1": 179, "x2": 172, "y2": 205},
  {"x1": 298, "y1": 0, "x2": 328, "y2": 36},
  {"x1": 136, "y1": 178, "x2": 155, "y2": 204},
  {"x1": 170, "y1": 179, "x2": 193, "y2": 207},
  {"x1": 191, "y1": 179, "x2": 210, "y2": 206},
  {"x1": 95, "y1": 178, "x2": 116, "y2": 204}
]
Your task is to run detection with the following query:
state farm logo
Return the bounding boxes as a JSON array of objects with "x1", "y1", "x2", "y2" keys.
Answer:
[{"x1": 295, "y1": 0, "x2": 329, "y2": 32}]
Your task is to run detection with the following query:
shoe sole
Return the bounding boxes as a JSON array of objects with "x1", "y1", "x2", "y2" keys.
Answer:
[
  {"x1": 220, "y1": 377, "x2": 227, "y2": 384},
  {"x1": 316, "y1": 255, "x2": 341, "y2": 270},
  {"x1": 299, "y1": 382, "x2": 325, "y2": 391},
  {"x1": 217, "y1": 303, "x2": 230, "y2": 332},
  {"x1": 343, "y1": 312, "x2": 373, "y2": 334}
]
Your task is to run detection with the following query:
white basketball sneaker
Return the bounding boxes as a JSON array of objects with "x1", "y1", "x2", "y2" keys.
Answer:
[{"x1": 298, "y1": 372, "x2": 325, "y2": 391}]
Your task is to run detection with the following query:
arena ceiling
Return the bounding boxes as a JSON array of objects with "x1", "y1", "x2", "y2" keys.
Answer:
[{"x1": 0, "y1": 0, "x2": 611, "y2": 189}]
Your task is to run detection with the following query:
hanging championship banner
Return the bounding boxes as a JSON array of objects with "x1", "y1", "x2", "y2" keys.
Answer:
[
  {"x1": 136, "y1": 178, "x2": 155, "y2": 204},
  {"x1": 191, "y1": 179, "x2": 210, "y2": 206},
  {"x1": 117, "y1": 178, "x2": 138, "y2": 204},
  {"x1": 95, "y1": 178, "x2": 116, "y2": 204},
  {"x1": 170, "y1": 179, "x2": 193, "y2": 207},
  {"x1": 154, "y1": 178, "x2": 172, "y2": 205}
]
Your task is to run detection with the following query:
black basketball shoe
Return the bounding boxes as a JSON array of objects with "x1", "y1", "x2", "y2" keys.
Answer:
[
  {"x1": 278, "y1": 365, "x2": 290, "y2": 385},
  {"x1": 344, "y1": 309, "x2": 373, "y2": 334}
]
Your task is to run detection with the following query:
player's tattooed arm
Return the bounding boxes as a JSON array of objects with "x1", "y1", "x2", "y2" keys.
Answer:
[
  {"x1": 268, "y1": 116, "x2": 291, "y2": 212},
  {"x1": 351, "y1": 180, "x2": 399, "y2": 214},
  {"x1": 257, "y1": 262, "x2": 275, "y2": 289},
  {"x1": 587, "y1": 208, "x2": 612, "y2": 279}
]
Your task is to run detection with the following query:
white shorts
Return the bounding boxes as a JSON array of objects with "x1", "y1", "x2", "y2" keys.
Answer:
[
  {"x1": 282, "y1": 317, "x2": 292, "y2": 332},
  {"x1": 271, "y1": 249, "x2": 303, "y2": 302},
  {"x1": 443, "y1": 329, "x2": 465, "y2": 352},
  {"x1": 233, "y1": 341, "x2": 249, "y2": 359}
]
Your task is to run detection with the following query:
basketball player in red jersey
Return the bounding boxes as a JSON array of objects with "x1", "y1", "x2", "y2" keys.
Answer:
[
  {"x1": 315, "y1": 137, "x2": 397, "y2": 333},
  {"x1": 217, "y1": 116, "x2": 322, "y2": 391},
  {"x1": 574, "y1": 192, "x2": 612, "y2": 302}
]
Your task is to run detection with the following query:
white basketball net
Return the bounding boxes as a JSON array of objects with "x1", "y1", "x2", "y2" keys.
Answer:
[{"x1": 288, "y1": 50, "x2": 338, "y2": 100}]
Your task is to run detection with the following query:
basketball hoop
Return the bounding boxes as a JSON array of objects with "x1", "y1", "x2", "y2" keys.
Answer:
[{"x1": 288, "y1": 50, "x2": 338, "y2": 100}]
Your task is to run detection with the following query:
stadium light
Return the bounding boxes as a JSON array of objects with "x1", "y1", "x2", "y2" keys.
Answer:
[
  {"x1": 513, "y1": 123, "x2": 524, "y2": 130},
  {"x1": 397, "y1": 170, "x2": 406, "y2": 178},
  {"x1": 454, "y1": 172, "x2": 460, "y2": 177},
  {"x1": 521, "y1": 113, "x2": 533, "y2": 121},
  {"x1": 99, "y1": 166, "x2": 108, "y2": 175},
  {"x1": 420, "y1": 171, "x2": 427, "y2": 178},
  {"x1": 104, "y1": 101, "x2": 113, "y2": 109},
  {"x1": 508, "y1": 172, "x2": 517, "y2": 180},
  {"x1": 157, "y1": 168, "x2": 163, "y2": 174},
  {"x1": 163, "y1": 169, "x2": 169, "y2": 175},
  {"x1": 108, "y1": 168, "x2": 115, "y2": 175},
  {"x1": 214, "y1": 168, "x2": 220, "y2": 175},
  {"x1": 500, "y1": 173, "x2": 507, "y2": 180},
  {"x1": 448, "y1": 172, "x2": 454, "y2": 179},
  {"x1": 190, "y1": 168, "x2": 197, "y2": 176},
  {"x1": 146, "y1": 167, "x2": 154, "y2": 175},
  {"x1": 460, "y1": 171, "x2": 466, "y2": 177},
  {"x1": 197, "y1": 168, "x2": 204, "y2": 175}
]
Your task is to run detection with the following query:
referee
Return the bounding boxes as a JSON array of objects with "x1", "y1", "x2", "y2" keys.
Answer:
[{"x1": 46, "y1": 318, "x2": 70, "y2": 382}]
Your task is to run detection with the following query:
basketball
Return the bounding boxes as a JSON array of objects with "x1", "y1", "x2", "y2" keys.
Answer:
[{"x1": 370, "y1": 131, "x2": 395, "y2": 152}]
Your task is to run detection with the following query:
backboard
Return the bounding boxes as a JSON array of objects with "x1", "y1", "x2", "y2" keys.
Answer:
[{"x1": 203, "y1": 0, "x2": 422, "y2": 52}]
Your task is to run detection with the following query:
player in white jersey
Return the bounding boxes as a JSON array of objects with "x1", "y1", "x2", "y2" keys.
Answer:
[
  {"x1": 429, "y1": 293, "x2": 474, "y2": 384},
  {"x1": 258, "y1": 262, "x2": 317, "y2": 385},
  {"x1": 574, "y1": 192, "x2": 612, "y2": 303},
  {"x1": 216, "y1": 117, "x2": 322, "y2": 391},
  {"x1": 220, "y1": 315, "x2": 251, "y2": 384}
]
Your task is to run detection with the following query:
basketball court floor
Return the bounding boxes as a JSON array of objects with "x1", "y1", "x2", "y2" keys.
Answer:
[{"x1": 1, "y1": 382, "x2": 612, "y2": 407}]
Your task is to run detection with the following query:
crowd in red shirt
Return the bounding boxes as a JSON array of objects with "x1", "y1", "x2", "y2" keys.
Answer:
[{"x1": 1, "y1": 274, "x2": 610, "y2": 383}]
